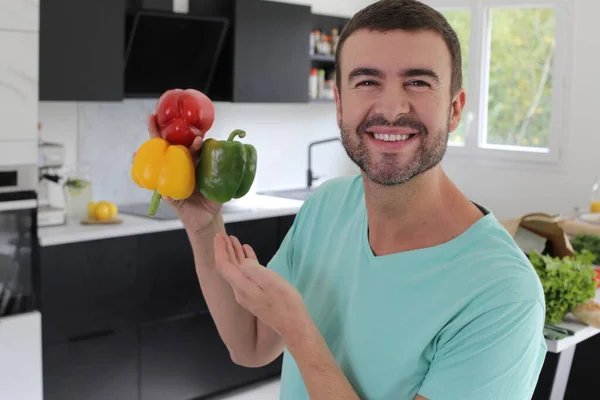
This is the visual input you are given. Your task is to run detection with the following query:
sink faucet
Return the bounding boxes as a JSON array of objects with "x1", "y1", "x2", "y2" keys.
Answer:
[{"x1": 307, "y1": 137, "x2": 341, "y2": 188}]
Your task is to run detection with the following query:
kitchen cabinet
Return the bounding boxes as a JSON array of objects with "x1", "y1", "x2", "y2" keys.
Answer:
[
  {"x1": 190, "y1": 0, "x2": 312, "y2": 103},
  {"x1": 40, "y1": 236, "x2": 138, "y2": 344},
  {"x1": 227, "y1": 218, "x2": 281, "y2": 266},
  {"x1": 0, "y1": 0, "x2": 39, "y2": 32},
  {"x1": 39, "y1": 214, "x2": 297, "y2": 398},
  {"x1": 140, "y1": 312, "x2": 282, "y2": 400},
  {"x1": 39, "y1": 0, "x2": 125, "y2": 101},
  {"x1": 0, "y1": 31, "x2": 39, "y2": 142},
  {"x1": 43, "y1": 328, "x2": 138, "y2": 400},
  {"x1": 137, "y1": 228, "x2": 208, "y2": 325}
]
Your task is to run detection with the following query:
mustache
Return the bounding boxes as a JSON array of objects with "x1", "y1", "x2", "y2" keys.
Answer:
[{"x1": 357, "y1": 114, "x2": 428, "y2": 135}]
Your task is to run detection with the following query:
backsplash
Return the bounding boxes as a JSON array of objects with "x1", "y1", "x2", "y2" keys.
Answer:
[{"x1": 71, "y1": 100, "x2": 358, "y2": 205}]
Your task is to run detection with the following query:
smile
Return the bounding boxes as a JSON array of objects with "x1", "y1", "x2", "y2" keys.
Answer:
[{"x1": 368, "y1": 132, "x2": 417, "y2": 142}]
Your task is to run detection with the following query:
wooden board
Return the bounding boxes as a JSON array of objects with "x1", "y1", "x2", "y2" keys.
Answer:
[{"x1": 80, "y1": 217, "x2": 122, "y2": 225}]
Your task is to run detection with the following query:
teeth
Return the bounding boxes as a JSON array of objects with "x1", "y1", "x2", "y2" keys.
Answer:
[{"x1": 372, "y1": 133, "x2": 412, "y2": 141}]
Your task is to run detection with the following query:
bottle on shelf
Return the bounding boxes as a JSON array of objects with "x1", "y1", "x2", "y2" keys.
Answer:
[
  {"x1": 590, "y1": 177, "x2": 600, "y2": 213},
  {"x1": 308, "y1": 68, "x2": 318, "y2": 100}
]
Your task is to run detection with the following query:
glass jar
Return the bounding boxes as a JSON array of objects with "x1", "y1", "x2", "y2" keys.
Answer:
[{"x1": 64, "y1": 164, "x2": 94, "y2": 221}]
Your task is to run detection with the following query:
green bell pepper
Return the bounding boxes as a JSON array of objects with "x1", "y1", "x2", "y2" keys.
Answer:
[{"x1": 196, "y1": 129, "x2": 258, "y2": 203}]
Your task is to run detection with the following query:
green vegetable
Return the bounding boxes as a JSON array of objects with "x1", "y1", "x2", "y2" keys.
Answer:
[
  {"x1": 195, "y1": 129, "x2": 257, "y2": 203},
  {"x1": 571, "y1": 234, "x2": 600, "y2": 264},
  {"x1": 529, "y1": 250, "x2": 597, "y2": 324}
]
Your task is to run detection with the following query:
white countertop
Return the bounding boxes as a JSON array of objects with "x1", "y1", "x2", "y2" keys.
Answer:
[
  {"x1": 545, "y1": 288, "x2": 600, "y2": 353},
  {"x1": 38, "y1": 194, "x2": 304, "y2": 247}
]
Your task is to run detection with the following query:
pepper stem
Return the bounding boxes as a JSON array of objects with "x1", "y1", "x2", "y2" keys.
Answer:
[
  {"x1": 148, "y1": 190, "x2": 161, "y2": 217},
  {"x1": 227, "y1": 129, "x2": 246, "y2": 141}
]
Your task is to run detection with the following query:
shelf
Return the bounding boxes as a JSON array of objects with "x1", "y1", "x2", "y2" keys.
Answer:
[{"x1": 310, "y1": 54, "x2": 335, "y2": 63}]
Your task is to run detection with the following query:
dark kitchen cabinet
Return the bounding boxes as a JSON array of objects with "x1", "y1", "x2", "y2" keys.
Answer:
[
  {"x1": 191, "y1": 0, "x2": 312, "y2": 103},
  {"x1": 137, "y1": 229, "x2": 208, "y2": 325},
  {"x1": 140, "y1": 313, "x2": 282, "y2": 400},
  {"x1": 43, "y1": 328, "x2": 138, "y2": 400},
  {"x1": 39, "y1": 215, "x2": 296, "y2": 398},
  {"x1": 226, "y1": 218, "x2": 281, "y2": 266},
  {"x1": 40, "y1": 237, "x2": 138, "y2": 344},
  {"x1": 39, "y1": 0, "x2": 126, "y2": 101}
]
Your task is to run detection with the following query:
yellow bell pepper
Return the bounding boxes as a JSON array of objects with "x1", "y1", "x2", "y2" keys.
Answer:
[{"x1": 131, "y1": 137, "x2": 195, "y2": 216}]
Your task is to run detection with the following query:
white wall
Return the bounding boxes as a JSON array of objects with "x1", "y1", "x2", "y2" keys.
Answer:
[{"x1": 37, "y1": 0, "x2": 600, "y2": 220}]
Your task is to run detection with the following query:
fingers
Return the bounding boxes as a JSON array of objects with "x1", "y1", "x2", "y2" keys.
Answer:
[
  {"x1": 222, "y1": 233, "x2": 238, "y2": 266},
  {"x1": 243, "y1": 244, "x2": 258, "y2": 260},
  {"x1": 213, "y1": 233, "x2": 232, "y2": 268},
  {"x1": 214, "y1": 234, "x2": 262, "y2": 303},
  {"x1": 147, "y1": 114, "x2": 160, "y2": 138},
  {"x1": 230, "y1": 235, "x2": 246, "y2": 265},
  {"x1": 189, "y1": 136, "x2": 204, "y2": 154}
]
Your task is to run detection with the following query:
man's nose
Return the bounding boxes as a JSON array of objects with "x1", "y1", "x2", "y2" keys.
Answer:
[{"x1": 375, "y1": 83, "x2": 410, "y2": 122}]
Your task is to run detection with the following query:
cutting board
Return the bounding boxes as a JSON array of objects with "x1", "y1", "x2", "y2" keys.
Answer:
[{"x1": 80, "y1": 218, "x2": 122, "y2": 225}]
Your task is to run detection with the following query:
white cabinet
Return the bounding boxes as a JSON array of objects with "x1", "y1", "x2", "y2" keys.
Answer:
[
  {"x1": 0, "y1": 30, "x2": 38, "y2": 143},
  {"x1": 0, "y1": 311, "x2": 43, "y2": 400},
  {"x1": 0, "y1": 0, "x2": 39, "y2": 32}
]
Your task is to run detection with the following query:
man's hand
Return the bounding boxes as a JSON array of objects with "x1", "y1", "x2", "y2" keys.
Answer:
[
  {"x1": 213, "y1": 233, "x2": 311, "y2": 340},
  {"x1": 214, "y1": 233, "x2": 364, "y2": 399}
]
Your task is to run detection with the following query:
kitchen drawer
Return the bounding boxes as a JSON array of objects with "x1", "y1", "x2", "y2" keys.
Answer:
[
  {"x1": 40, "y1": 237, "x2": 138, "y2": 344},
  {"x1": 0, "y1": 30, "x2": 38, "y2": 143},
  {"x1": 140, "y1": 313, "x2": 282, "y2": 400},
  {"x1": 137, "y1": 229, "x2": 208, "y2": 325},
  {"x1": 0, "y1": 0, "x2": 39, "y2": 32},
  {"x1": 43, "y1": 327, "x2": 138, "y2": 400}
]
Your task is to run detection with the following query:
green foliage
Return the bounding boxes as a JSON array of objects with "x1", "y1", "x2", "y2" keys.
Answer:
[
  {"x1": 529, "y1": 250, "x2": 597, "y2": 324},
  {"x1": 571, "y1": 234, "x2": 600, "y2": 264},
  {"x1": 442, "y1": 8, "x2": 555, "y2": 148}
]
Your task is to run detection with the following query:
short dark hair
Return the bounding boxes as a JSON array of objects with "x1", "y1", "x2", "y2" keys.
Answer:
[{"x1": 335, "y1": 0, "x2": 463, "y2": 96}]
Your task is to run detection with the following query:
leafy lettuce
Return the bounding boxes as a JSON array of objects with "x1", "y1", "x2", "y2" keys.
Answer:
[{"x1": 529, "y1": 250, "x2": 597, "y2": 324}]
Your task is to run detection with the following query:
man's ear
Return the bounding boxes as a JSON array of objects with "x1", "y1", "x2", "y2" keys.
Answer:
[
  {"x1": 334, "y1": 85, "x2": 342, "y2": 127},
  {"x1": 448, "y1": 89, "x2": 466, "y2": 133}
]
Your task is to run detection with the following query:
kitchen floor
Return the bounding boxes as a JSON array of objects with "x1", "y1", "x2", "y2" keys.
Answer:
[{"x1": 213, "y1": 378, "x2": 281, "y2": 399}]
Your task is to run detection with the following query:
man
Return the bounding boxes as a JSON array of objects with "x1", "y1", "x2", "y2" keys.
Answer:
[{"x1": 151, "y1": 0, "x2": 547, "y2": 398}]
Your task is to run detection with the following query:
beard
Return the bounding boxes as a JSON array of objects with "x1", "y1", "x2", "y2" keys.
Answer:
[{"x1": 340, "y1": 111, "x2": 450, "y2": 186}]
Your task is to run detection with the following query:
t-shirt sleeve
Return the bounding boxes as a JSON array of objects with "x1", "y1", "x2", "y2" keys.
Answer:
[{"x1": 418, "y1": 299, "x2": 547, "y2": 400}]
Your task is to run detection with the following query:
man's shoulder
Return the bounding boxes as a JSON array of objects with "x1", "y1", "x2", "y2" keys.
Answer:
[{"x1": 456, "y1": 214, "x2": 546, "y2": 307}]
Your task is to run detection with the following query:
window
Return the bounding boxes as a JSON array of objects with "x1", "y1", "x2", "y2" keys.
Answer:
[
  {"x1": 430, "y1": 0, "x2": 571, "y2": 163},
  {"x1": 442, "y1": 10, "x2": 471, "y2": 145}
]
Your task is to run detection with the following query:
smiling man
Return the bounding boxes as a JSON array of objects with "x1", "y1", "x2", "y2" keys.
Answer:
[{"x1": 157, "y1": 0, "x2": 548, "y2": 399}]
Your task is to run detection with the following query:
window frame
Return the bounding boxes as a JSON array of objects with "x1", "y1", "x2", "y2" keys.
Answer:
[{"x1": 423, "y1": 0, "x2": 573, "y2": 167}]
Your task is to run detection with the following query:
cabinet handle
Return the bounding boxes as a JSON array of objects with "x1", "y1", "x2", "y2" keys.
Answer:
[{"x1": 68, "y1": 329, "x2": 115, "y2": 343}]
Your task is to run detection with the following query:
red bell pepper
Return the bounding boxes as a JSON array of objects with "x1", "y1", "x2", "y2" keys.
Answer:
[{"x1": 154, "y1": 89, "x2": 215, "y2": 147}]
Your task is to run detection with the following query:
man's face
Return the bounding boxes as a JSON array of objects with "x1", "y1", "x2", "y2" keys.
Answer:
[{"x1": 335, "y1": 29, "x2": 465, "y2": 186}]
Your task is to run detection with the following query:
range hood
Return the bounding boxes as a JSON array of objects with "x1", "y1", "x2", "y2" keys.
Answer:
[{"x1": 124, "y1": 9, "x2": 229, "y2": 98}]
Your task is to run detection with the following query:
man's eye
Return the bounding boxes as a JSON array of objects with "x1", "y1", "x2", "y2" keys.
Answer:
[
  {"x1": 356, "y1": 80, "x2": 378, "y2": 87},
  {"x1": 407, "y1": 80, "x2": 430, "y2": 87}
]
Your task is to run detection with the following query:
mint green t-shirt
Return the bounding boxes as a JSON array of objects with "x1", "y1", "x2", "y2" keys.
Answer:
[{"x1": 266, "y1": 175, "x2": 547, "y2": 400}]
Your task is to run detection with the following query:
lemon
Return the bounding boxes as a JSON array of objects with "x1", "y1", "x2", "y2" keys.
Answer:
[
  {"x1": 94, "y1": 202, "x2": 112, "y2": 221},
  {"x1": 87, "y1": 202, "x2": 97, "y2": 219},
  {"x1": 108, "y1": 202, "x2": 118, "y2": 218}
]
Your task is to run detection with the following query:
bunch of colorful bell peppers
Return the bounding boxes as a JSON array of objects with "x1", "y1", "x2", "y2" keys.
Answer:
[{"x1": 130, "y1": 89, "x2": 258, "y2": 216}]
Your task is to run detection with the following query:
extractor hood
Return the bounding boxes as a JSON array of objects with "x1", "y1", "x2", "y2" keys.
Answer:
[{"x1": 124, "y1": 8, "x2": 229, "y2": 98}]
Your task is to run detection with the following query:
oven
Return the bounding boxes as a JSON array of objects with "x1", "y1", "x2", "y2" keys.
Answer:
[{"x1": 0, "y1": 164, "x2": 38, "y2": 317}]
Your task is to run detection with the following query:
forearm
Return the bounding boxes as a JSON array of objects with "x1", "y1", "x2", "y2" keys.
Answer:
[
  {"x1": 286, "y1": 316, "x2": 360, "y2": 400},
  {"x1": 185, "y1": 212, "x2": 259, "y2": 363}
]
